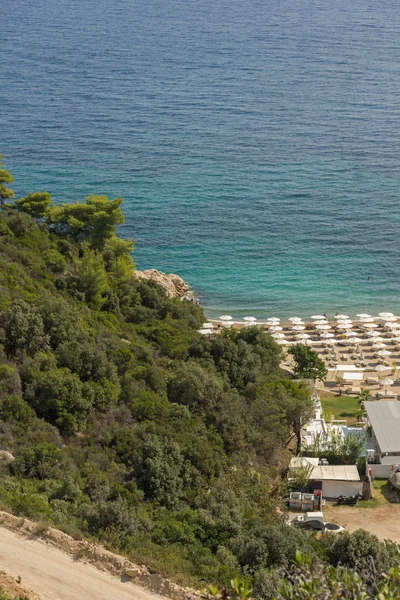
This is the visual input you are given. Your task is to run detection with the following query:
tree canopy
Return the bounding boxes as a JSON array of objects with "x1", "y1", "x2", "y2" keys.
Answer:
[
  {"x1": 0, "y1": 155, "x2": 14, "y2": 206},
  {"x1": 288, "y1": 344, "x2": 328, "y2": 381}
]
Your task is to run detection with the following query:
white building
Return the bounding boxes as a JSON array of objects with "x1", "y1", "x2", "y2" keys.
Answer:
[
  {"x1": 364, "y1": 401, "x2": 400, "y2": 476},
  {"x1": 289, "y1": 458, "x2": 363, "y2": 498},
  {"x1": 308, "y1": 464, "x2": 362, "y2": 498}
]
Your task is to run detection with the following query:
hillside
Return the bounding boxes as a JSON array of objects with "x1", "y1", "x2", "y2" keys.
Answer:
[{"x1": 2, "y1": 160, "x2": 400, "y2": 599}]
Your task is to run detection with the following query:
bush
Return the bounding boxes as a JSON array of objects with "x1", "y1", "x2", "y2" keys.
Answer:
[{"x1": 323, "y1": 529, "x2": 399, "y2": 572}]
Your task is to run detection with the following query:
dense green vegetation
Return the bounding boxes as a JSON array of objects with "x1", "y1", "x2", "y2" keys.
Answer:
[
  {"x1": 0, "y1": 160, "x2": 399, "y2": 597},
  {"x1": 207, "y1": 547, "x2": 400, "y2": 599},
  {"x1": 288, "y1": 345, "x2": 327, "y2": 381}
]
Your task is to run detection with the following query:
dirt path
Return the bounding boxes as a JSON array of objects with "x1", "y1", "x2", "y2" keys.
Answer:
[{"x1": 0, "y1": 527, "x2": 168, "y2": 600}]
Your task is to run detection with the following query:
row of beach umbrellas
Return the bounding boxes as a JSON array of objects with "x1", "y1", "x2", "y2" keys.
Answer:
[{"x1": 217, "y1": 312, "x2": 399, "y2": 324}]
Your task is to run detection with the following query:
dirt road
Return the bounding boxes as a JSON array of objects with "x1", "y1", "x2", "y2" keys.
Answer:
[
  {"x1": 0, "y1": 527, "x2": 167, "y2": 600},
  {"x1": 324, "y1": 503, "x2": 400, "y2": 542}
]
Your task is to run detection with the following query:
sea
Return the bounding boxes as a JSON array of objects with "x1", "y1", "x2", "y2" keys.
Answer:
[{"x1": 2, "y1": 0, "x2": 400, "y2": 320}]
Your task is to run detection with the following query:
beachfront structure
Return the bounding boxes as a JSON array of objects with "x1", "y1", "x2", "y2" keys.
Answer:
[
  {"x1": 288, "y1": 458, "x2": 362, "y2": 498},
  {"x1": 364, "y1": 401, "x2": 400, "y2": 465},
  {"x1": 308, "y1": 465, "x2": 362, "y2": 498}
]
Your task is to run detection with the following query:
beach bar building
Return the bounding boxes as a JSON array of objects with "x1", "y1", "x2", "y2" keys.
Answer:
[
  {"x1": 307, "y1": 465, "x2": 362, "y2": 498},
  {"x1": 289, "y1": 458, "x2": 362, "y2": 498},
  {"x1": 364, "y1": 402, "x2": 400, "y2": 475}
]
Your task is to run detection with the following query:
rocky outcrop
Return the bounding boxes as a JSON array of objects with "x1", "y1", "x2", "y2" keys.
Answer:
[
  {"x1": 133, "y1": 269, "x2": 190, "y2": 299},
  {"x1": 0, "y1": 451, "x2": 14, "y2": 465}
]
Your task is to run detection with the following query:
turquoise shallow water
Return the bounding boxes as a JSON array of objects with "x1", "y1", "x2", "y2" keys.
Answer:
[{"x1": 2, "y1": 0, "x2": 400, "y2": 319}]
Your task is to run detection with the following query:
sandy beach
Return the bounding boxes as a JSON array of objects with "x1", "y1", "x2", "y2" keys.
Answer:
[{"x1": 204, "y1": 313, "x2": 400, "y2": 402}]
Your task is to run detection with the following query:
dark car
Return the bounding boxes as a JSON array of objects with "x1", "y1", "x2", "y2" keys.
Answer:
[{"x1": 295, "y1": 519, "x2": 325, "y2": 531}]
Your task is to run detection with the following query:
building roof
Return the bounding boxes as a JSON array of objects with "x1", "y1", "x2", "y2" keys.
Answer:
[
  {"x1": 290, "y1": 457, "x2": 319, "y2": 469},
  {"x1": 364, "y1": 401, "x2": 400, "y2": 454},
  {"x1": 310, "y1": 465, "x2": 360, "y2": 482}
]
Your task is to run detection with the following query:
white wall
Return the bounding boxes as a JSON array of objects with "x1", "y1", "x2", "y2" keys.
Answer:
[
  {"x1": 321, "y1": 480, "x2": 363, "y2": 498},
  {"x1": 368, "y1": 464, "x2": 395, "y2": 478}
]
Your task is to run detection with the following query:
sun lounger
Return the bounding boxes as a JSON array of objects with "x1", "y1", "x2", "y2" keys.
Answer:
[
  {"x1": 376, "y1": 392, "x2": 398, "y2": 400},
  {"x1": 365, "y1": 377, "x2": 379, "y2": 385}
]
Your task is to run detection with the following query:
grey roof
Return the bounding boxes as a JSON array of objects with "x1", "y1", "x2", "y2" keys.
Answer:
[
  {"x1": 365, "y1": 401, "x2": 400, "y2": 453},
  {"x1": 310, "y1": 465, "x2": 360, "y2": 482}
]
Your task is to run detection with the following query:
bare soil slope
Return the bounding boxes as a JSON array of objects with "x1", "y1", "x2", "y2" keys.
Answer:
[{"x1": 0, "y1": 527, "x2": 168, "y2": 600}]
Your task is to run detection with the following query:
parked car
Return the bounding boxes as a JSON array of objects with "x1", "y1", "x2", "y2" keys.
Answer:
[
  {"x1": 389, "y1": 471, "x2": 400, "y2": 491},
  {"x1": 291, "y1": 512, "x2": 344, "y2": 533}
]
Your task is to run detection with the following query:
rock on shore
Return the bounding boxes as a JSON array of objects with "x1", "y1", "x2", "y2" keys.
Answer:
[{"x1": 133, "y1": 269, "x2": 190, "y2": 299}]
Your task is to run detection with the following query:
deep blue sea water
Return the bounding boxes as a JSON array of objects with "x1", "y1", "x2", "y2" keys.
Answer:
[{"x1": 2, "y1": 0, "x2": 400, "y2": 319}]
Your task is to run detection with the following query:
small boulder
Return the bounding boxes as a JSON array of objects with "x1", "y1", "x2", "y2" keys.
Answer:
[{"x1": 124, "y1": 568, "x2": 141, "y2": 579}]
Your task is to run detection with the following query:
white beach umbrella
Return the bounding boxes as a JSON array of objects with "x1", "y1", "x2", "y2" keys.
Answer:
[
  {"x1": 343, "y1": 330, "x2": 356, "y2": 337},
  {"x1": 313, "y1": 320, "x2": 328, "y2": 325},
  {"x1": 220, "y1": 322, "x2": 232, "y2": 328},
  {"x1": 292, "y1": 325, "x2": 305, "y2": 331},
  {"x1": 326, "y1": 338, "x2": 339, "y2": 344},
  {"x1": 296, "y1": 333, "x2": 310, "y2": 339},
  {"x1": 220, "y1": 315, "x2": 232, "y2": 321},
  {"x1": 267, "y1": 317, "x2": 280, "y2": 322},
  {"x1": 311, "y1": 315, "x2": 326, "y2": 320},
  {"x1": 357, "y1": 313, "x2": 372, "y2": 318},
  {"x1": 272, "y1": 333, "x2": 285, "y2": 339},
  {"x1": 316, "y1": 324, "x2": 331, "y2": 330},
  {"x1": 379, "y1": 312, "x2": 394, "y2": 318},
  {"x1": 366, "y1": 330, "x2": 380, "y2": 337},
  {"x1": 289, "y1": 317, "x2": 303, "y2": 322},
  {"x1": 349, "y1": 337, "x2": 363, "y2": 343},
  {"x1": 198, "y1": 329, "x2": 213, "y2": 335},
  {"x1": 335, "y1": 314, "x2": 350, "y2": 319},
  {"x1": 387, "y1": 322, "x2": 400, "y2": 329},
  {"x1": 337, "y1": 324, "x2": 354, "y2": 330},
  {"x1": 202, "y1": 322, "x2": 214, "y2": 329},
  {"x1": 371, "y1": 336, "x2": 385, "y2": 342},
  {"x1": 363, "y1": 323, "x2": 378, "y2": 328},
  {"x1": 270, "y1": 326, "x2": 283, "y2": 332},
  {"x1": 382, "y1": 316, "x2": 398, "y2": 323},
  {"x1": 378, "y1": 350, "x2": 392, "y2": 356},
  {"x1": 376, "y1": 364, "x2": 390, "y2": 372},
  {"x1": 320, "y1": 332, "x2": 334, "y2": 338},
  {"x1": 381, "y1": 378, "x2": 394, "y2": 395},
  {"x1": 358, "y1": 317, "x2": 375, "y2": 323},
  {"x1": 277, "y1": 340, "x2": 290, "y2": 345},
  {"x1": 372, "y1": 343, "x2": 387, "y2": 349},
  {"x1": 243, "y1": 316, "x2": 257, "y2": 322}
]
